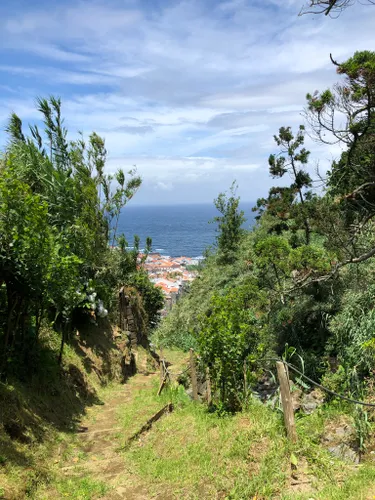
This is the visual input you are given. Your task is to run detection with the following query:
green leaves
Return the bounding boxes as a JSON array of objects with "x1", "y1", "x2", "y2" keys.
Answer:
[
  {"x1": 290, "y1": 453, "x2": 298, "y2": 467},
  {"x1": 307, "y1": 51, "x2": 375, "y2": 213},
  {"x1": 289, "y1": 245, "x2": 332, "y2": 273},
  {"x1": 196, "y1": 283, "x2": 268, "y2": 409},
  {"x1": 255, "y1": 125, "x2": 313, "y2": 244},
  {"x1": 0, "y1": 170, "x2": 53, "y2": 295},
  {"x1": 212, "y1": 182, "x2": 246, "y2": 265},
  {"x1": 0, "y1": 96, "x2": 144, "y2": 371}
]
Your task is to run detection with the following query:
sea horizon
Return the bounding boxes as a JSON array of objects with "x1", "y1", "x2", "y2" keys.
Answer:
[
  {"x1": 117, "y1": 201, "x2": 255, "y2": 258},
  {"x1": 125, "y1": 200, "x2": 256, "y2": 209}
]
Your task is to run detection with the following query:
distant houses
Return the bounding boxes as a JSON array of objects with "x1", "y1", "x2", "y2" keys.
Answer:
[{"x1": 139, "y1": 253, "x2": 198, "y2": 315}]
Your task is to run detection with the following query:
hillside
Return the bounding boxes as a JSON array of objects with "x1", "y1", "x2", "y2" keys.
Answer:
[
  {"x1": 2, "y1": 336, "x2": 375, "y2": 499},
  {"x1": 3, "y1": 7, "x2": 375, "y2": 500}
]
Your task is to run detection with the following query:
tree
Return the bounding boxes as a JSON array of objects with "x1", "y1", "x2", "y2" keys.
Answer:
[
  {"x1": 0, "y1": 96, "x2": 144, "y2": 373},
  {"x1": 254, "y1": 126, "x2": 313, "y2": 245},
  {"x1": 306, "y1": 51, "x2": 375, "y2": 270},
  {"x1": 197, "y1": 284, "x2": 268, "y2": 410},
  {"x1": 129, "y1": 273, "x2": 164, "y2": 329},
  {"x1": 212, "y1": 182, "x2": 246, "y2": 264},
  {"x1": 0, "y1": 171, "x2": 53, "y2": 377},
  {"x1": 306, "y1": 51, "x2": 375, "y2": 200}
]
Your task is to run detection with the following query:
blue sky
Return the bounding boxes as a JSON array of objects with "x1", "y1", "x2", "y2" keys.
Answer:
[{"x1": 0, "y1": 0, "x2": 374, "y2": 205}]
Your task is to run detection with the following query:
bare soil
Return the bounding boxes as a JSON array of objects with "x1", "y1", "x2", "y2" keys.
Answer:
[{"x1": 59, "y1": 371, "x2": 162, "y2": 499}]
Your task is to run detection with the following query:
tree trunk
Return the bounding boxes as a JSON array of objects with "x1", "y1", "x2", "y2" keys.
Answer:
[
  {"x1": 1, "y1": 283, "x2": 18, "y2": 380},
  {"x1": 58, "y1": 324, "x2": 66, "y2": 365}
]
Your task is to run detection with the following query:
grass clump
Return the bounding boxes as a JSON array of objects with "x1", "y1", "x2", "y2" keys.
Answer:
[
  {"x1": 53, "y1": 476, "x2": 108, "y2": 499},
  {"x1": 116, "y1": 373, "x2": 375, "y2": 499},
  {"x1": 120, "y1": 384, "x2": 290, "y2": 498},
  {"x1": 34, "y1": 474, "x2": 109, "y2": 500}
]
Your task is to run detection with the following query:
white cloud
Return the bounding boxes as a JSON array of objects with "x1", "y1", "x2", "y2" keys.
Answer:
[
  {"x1": 0, "y1": 0, "x2": 373, "y2": 203},
  {"x1": 156, "y1": 181, "x2": 174, "y2": 191}
]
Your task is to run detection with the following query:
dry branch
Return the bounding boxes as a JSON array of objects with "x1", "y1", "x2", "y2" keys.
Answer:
[{"x1": 124, "y1": 403, "x2": 174, "y2": 448}]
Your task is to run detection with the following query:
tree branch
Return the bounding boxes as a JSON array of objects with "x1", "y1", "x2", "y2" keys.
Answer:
[
  {"x1": 342, "y1": 182, "x2": 375, "y2": 200},
  {"x1": 289, "y1": 244, "x2": 375, "y2": 294},
  {"x1": 330, "y1": 53, "x2": 340, "y2": 66}
]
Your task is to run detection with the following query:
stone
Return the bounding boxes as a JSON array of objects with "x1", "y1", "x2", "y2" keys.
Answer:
[
  {"x1": 327, "y1": 444, "x2": 359, "y2": 464},
  {"x1": 185, "y1": 388, "x2": 194, "y2": 400},
  {"x1": 335, "y1": 426, "x2": 350, "y2": 438},
  {"x1": 301, "y1": 389, "x2": 324, "y2": 414},
  {"x1": 291, "y1": 389, "x2": 303, "y2": 411},
  {"x1": 197, "y1": 380, "x2": 207, "y2": 396}
]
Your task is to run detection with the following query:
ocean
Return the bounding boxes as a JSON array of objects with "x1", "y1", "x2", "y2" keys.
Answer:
[{"x1": 117, "y1": 202, "x2": 255, "y2": 258}]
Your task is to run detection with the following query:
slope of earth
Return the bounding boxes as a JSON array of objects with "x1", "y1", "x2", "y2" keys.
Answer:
[
  {"x1": 3, "y1": 333, "x2": 375, "y2": 500},
  {"x1": 41, "y1": 349, "x2": 375, "y2": 500},
  {"x1": 33, "y1": 349, "x2": 188, "y2": 500},
  {"x1": 0, "y1": 319, "x2": 136, "y2": 500}
]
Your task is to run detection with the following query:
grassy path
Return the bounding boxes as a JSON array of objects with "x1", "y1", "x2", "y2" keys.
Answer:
[
  {"x1": 32, "y1": 349, "x2": 375, "y2": 500},
  {"x1": 34, "y1": 350, "x2": 188, "y2": 500},
  {"x1": 59, "y1": 372, "x2": 158, "y2": 499}
]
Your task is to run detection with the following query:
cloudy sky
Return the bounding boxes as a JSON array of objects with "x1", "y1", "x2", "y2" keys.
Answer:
[{"x1": 0, "y1": 0, "x2": 374, "y2": 205}]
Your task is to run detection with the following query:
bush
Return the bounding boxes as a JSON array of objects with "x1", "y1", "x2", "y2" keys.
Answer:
[{"x1": 196, "y1": 283, "x2": 269, "y2": 410}]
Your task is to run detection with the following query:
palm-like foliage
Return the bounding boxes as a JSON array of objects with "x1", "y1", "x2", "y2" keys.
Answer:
[{"x1": 0, "y1": 97, "x2": 143, "y2": 376}]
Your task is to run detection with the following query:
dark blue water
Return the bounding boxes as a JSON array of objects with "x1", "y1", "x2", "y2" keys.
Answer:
[{"x1": 117, "y1": 202, "x2": 255, "y2": 257}]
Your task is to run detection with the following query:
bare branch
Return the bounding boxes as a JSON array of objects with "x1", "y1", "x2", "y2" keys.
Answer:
[
  {"x1": 342, "y1": 182, "x2": 375, "y2": 200},
  {"x1": 330, "y1": 53, "x2": 340, "y2": 66},
  {"x1": 300, "y1": 0, "x2": 375, "y2": 17}
]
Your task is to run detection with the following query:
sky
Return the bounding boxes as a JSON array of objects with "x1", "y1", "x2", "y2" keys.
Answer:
[{"x1": 0, "y1": 0, "x2": 374, "y2": 205}]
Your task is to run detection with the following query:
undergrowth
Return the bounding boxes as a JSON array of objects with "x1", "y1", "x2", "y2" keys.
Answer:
[
  {"x1": 118, "y1": 369, "x2": 375, "y2": 500},
  {"x1": 0, "y1": 322, "x2": 123, "y2": 499},
  {"x1": 3, "y1": 345, "x2": 375, "y2": 499}
]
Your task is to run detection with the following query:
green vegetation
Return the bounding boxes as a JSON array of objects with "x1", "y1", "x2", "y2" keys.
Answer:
[
  {"x1": 154, "y1": 50, "x2": 375, "y2": 429},
  {"x1": 0, "y1": 99, "x2": 163, "y2": 498},
  {"x1": 116, "y1": 363, "x2": 375, "y2": 499},
  {"x1": 3, "y1": 3, "x2": 375, "y2": 499},
  {"x1": 211, "y1": 181, "x2": 246, "y2": 264},
  {"x1": 0, "y1": 97, "x2": 163, "y2": 380},
  {"x1": 4, "y1": 345, "x2": 375, "y2": 499},
  {"x1": 52, "y1": 477, "x2": 109, "y2": 500}
]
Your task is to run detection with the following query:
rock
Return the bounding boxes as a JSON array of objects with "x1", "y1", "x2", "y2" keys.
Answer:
[
  {"x1": 254, "y1": 376, "x2": 278, "y2": 403},
  {"x1": 302, "y1": 397, "x2": 318, "y2": 414},
  {"x1": 328, "y1": 443, "x2": 359, "y2": 464},
  {"x1": 185, "y1": 388, "x2": 194, "y2": 400},
  {"x1": 301, "y1": 389, "x2": 324, "y2": 414},
  {"x1": 291, "y1": 389, "x2": 303, "y2": 411},
  {"x1": 322, "y1": 422, "x2": 358, "y2": 463},
  {"x1": 334, "y1": 425, "x2": 352, "y2": 439},
  {"x1": 310, "y1": 388, "x2": 325, "y2": 403},
  {"x1": 197, "y1": 380, "x2": 207, "y2": 397}
]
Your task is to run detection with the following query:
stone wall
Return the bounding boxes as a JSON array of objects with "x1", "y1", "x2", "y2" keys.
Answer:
[{"x1": 118, "y1": 286, "x2": 148, "y2": 348}]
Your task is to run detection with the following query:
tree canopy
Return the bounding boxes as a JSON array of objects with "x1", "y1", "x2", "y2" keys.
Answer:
[
  {"x1": 154, "y1": 49, "x2": 375, "y2": 412},
  {"x1": 0, "y1": 98, "x2": 162, "y2": 379}
]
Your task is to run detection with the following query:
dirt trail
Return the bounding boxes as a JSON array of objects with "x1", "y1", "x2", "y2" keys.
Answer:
[{"x1": 60, "y1": 370, "x2": 160, "y2": 500}]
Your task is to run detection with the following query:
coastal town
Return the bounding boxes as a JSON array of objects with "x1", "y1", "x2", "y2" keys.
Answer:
[{"x1": 140, "y1": 253, "x2": 200, "y2": 315}]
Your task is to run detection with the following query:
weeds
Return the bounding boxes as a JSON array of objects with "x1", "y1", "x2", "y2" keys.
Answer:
[
  {"x1": 3, "y1": 346, "x2": 375, "y2": 499},
  {"x1": 54, "y1": 477, "x2": 108, "y2": 499}
]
